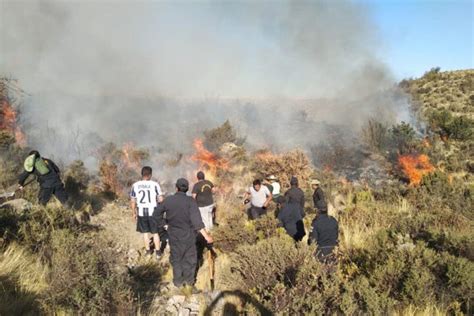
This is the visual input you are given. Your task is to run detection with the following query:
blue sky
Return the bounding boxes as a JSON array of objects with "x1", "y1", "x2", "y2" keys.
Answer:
[{"x1": 361, "y1": 0, "x2": 473, "y2": 79}]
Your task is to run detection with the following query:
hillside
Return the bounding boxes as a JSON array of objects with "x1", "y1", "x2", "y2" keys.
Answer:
[
  {"x1": 401, "y1": 68, "x2": 474, "y2": 118},
  {"x1": 1, "y1": 71, "x2": 473, "y2": 315}
]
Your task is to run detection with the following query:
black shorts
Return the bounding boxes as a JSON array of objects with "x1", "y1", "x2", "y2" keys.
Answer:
[{"x1": 136, "y1": 215, "x2": 158, "y2": 234}]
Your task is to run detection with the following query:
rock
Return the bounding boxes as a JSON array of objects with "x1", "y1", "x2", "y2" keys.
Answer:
[
  {"x1": 166, "y1": 304, "x2": 179, "y2": 314},
  {"x1": 178, "y1": 307, "x2": 191, "y2": 316},
  {"x1": 0, "y1": 198, "x2": 32, "y2": 214},
  {"x1": 168, "y1": 295, "x2": 186, "y2": 306},
  {"x1": 183, "y1": 302, "x2": 200, "y2": 313}
]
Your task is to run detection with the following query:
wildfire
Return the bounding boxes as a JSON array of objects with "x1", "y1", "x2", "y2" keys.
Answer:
[
  {"x1": 0, "y1": 98, "x2": 26, "y2": 146},
  {"x1": 191, "y1": 138, "x2": 229, "y2": 180},
  {"x1": 122, "y1": 142, "x2": 142, "y2": 170},
  {"x1": 398, "y1": 154, "x2": 435, "y2": 186}
]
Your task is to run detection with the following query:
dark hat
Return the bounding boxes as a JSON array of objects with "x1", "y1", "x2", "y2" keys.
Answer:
[
  {"x1": 176, "y1": 178, "x2": 189, "y2": 191},
  {"x1": 290, "y1": 176, "x2": 298, "y2": 185}
]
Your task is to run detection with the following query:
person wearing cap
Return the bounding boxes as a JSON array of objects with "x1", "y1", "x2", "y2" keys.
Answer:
[
  {"x1": 311, "y1": 179, "x2": 327, "y2": 213},
  {"x1": 192, "y1": 171, "x2": 216, "y2": 230},
  {"x1": 284, "y1": 176, "x2": 305, "y2": 213},
  {"x1": 309, "y1": 208, "x2": 339, "y2": 263},
  {"x1": 276, "y1": 196, "x2": 305, "y2": 242},
  {"x1": 18, "y1": 150, "x2": 68, "y2": 205},
  {"x1": 154, "y1": 178, "x2": 213, "y2": 290},
  {"x1": 265, "y1": 175, "x2": 281, "y2": 201}
]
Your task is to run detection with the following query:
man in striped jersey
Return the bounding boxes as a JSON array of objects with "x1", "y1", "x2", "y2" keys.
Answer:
[{"x1": 130, "y1": 166, "x2": 164, "y2": 258}]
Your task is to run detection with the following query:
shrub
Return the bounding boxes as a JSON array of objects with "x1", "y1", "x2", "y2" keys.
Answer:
[
  {"x1": 390, "y1": 122, "x2": 417, "y2": 154},
  {"x1": 45, "y1": 229, "x2": 134, "y2": 314},
  {"x1": 204, "y1": 120, "x2": 245, "y2": 153},
  {"x1": 361, "y1": 118, "x2": 389, "y2": 151},
  {"x1": 213, "y1": 212, "x2": 281, "y2": 253}
]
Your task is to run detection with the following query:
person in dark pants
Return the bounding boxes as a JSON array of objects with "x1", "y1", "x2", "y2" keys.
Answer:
[
  {"x1": 285, "y1": 176, "x2": 305, "y2": 210},
  {"x1": 311, "y1": 179, "x2": 327, "y2": 212},
  {"x1": 243, "y1": 179, "x2": 272, "y2": 220},
  {"x1": 309, "y1": 209, "x2": 339, "y2": 263},
  {"x1": 276, "y1": 196, "x2": 305, "y2": 242},
  {"x1": 154, "y1": 178, "x2": 213, "y2": 290},
  {"x1": 18, "y1": 150, "x2": 68, "y2": 206},
  {"x1": 130, "y1": 166, "x2": 164, "y2": 258}
]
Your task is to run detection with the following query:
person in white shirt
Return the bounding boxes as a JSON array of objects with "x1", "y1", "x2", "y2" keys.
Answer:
[
  {"x1": 130, "y1": 166, "x2": 164, "y2": 258},
  {"x1": 243, "y1": 179, "x2": 272, "y2": 220},
  {"x1": 266, "y1": 175, "x2": 281, "y2": 201}
]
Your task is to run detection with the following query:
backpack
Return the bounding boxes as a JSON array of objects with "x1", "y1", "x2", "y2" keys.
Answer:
[{"x1": 24, "y1": 154, "x2": 51, "y2": 176}]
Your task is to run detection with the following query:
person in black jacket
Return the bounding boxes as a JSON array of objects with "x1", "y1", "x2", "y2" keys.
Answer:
[
  {"x1": 154, "y1": 178, "x2": 213, "y2": 289},
  {"x1": 276, "y1": 196, "x2": 305, "y2": 242},
  {"x1": 284, "y1": 176, "x2": 305, "y2": 210},
  {"x1": 309, "y1": 209, "x2": 338, "y2": 263},
  {"x1": 18, "y1": 150, "x2": 68, "y2": 206},
  {"x1": 311, "y1": 179, "x2": 327, "y2": 212}
]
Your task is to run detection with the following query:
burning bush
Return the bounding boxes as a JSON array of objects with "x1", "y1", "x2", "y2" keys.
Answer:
[
  {"x1": 253, "y1": 149, "x2": 313, "y2": 190},
  {"x1": 0, "y1": 79, "x2": 26, "y2": 147},
  {"x1": 97, "y1": 142, "x2": 149, "y2": 197},
  {"x1": 398, "y1": 153, "x2": 435, "y2": 186}
]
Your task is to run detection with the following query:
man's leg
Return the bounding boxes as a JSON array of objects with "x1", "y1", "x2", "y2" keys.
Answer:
[
  {"x1": 250, "y1": 206, "x2": 260, "y2": 220},
  {"x1": 207, "y1": 205, "x2": 214, "y2": 230},
  {"x1": 38, "y1": 187, "x2": 53, "y2": 206},
  {"x1": 152, "y1": 233, "x2": 161, "y2": 252},
  {"x1": 53, "y1": 184, "x2": 69, "y2": 205},
  {"x1": 158, "y1": 230, "x2": 168, "y2": 253},
  {"x1": 198, "y1": 207, "x2": 208, "y2": 229},
  {"x1": 182, "y1": 242, "x2": 198, "y2": 286},
  {"x1": 143, "y1": 233, "x2": 150, "y2": 250},
  {"x1": 170, "y1": 242, "x2": 185, "y2": 287}
]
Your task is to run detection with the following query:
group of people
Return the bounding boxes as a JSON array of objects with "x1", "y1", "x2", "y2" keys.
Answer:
[
  {"x1": 130, "y1": 167, "x2": 216, "y2": 291},
  {"x1": 17, "y1": 150, "x2": 339, "y2": 290},
  {"x1": 244, "y1": 175, "x2": 339, "y2": 262}
]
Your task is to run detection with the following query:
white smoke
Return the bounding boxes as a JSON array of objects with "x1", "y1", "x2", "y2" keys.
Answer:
[{"x1": 0, "y1": 0, "x2": 411, "y2": 168}]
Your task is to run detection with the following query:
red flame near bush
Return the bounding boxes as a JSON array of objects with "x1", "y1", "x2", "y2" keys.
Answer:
[
  {"x1": 398, "y1": 154, "x2": 435, "y2": 186},
  {"x1": 191, "y1": 139, "x2": 229, "y2": 180},
  {"x1": 0, "y1": 99, "x2": 26, "y2": 146}
]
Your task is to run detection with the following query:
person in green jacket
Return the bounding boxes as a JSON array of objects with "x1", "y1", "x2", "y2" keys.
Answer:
[{"x1": 18, "y1": 150, "x2": 68, "y2": 205}]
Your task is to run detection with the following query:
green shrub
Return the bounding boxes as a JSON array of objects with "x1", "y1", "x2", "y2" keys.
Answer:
[
  {"x1": 361, "y1": 118, "x2": 389, "y2": 151},
  {"x1": 390, "y1": 122, "x2": 417, "y2": 154},
  {"x1": 429, "y1": 109, "x2": 474, "y2": 141},
  {"x1": 203, "y1": 120, "x2": 245, "y2": 152},
  {"x1": 45, "y1": 229, "x2": 134, "y2": 314},
  {"x1": 213, "y1": 213, "x2": 281, "y2": 253}
]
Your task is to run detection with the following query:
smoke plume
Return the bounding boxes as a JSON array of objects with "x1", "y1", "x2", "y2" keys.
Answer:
[{"x1": 0, "y1": 0, "x2": 410, "y2": 170}]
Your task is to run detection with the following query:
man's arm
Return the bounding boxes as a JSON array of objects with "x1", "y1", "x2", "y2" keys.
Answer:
[
  {"x1": 263, "y1": 188, "x2": 272, "y2": 207},
  {"x1": 153, "y1": 201, "x2": 167, "y2": 235},
  {"x1": 130, "y1": 185, "x2": 137, "y2": 220},
  {"x1": 300, "y1": 191, "x2": 305, "y2": 209},
  {"x1": 130, "y1": 199, "x2": 137, "y2": 221},
  {"x1": 46, "y1": 159, "x2": 61, "y2": 174},
  {"x1": 18, "y1": 171, "x2": 30, "y2": 187}
]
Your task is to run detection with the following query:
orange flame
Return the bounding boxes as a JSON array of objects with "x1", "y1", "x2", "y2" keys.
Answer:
[
  {"x1": 191, "y1": 139, "x2": 229, "y2": 181},
  {"x1": 0, "y1": 99, "x2": 26, "y2": 146},
  {"x1": 122, "y1": 142, "x2": 142, "y2": 170},
  {"x1": 398, "y1": 154, "x2": 435, "y2": 186}
]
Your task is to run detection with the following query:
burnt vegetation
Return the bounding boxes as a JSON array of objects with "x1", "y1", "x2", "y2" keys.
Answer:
[{"x1": 0, "y1": 70, "x2": 473, "y2": 315}]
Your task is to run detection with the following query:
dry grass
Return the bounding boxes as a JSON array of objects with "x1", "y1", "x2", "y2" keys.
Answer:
[{"x1": 0, "y1": 244, "x2": 49, "y2": 314}]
